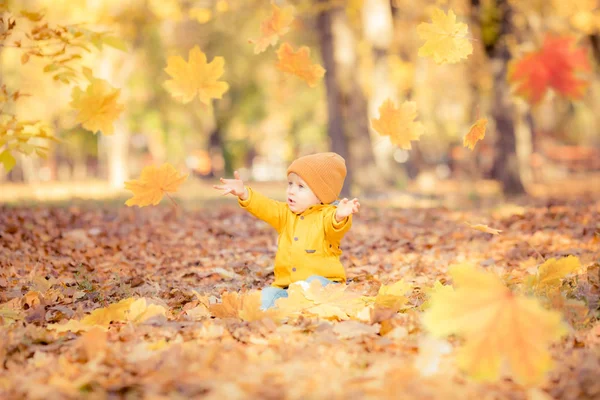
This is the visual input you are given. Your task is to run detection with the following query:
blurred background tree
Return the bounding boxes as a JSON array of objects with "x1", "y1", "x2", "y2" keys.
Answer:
[{"x1": 1, "y1": 0, "x2": 599, "y2": 200}]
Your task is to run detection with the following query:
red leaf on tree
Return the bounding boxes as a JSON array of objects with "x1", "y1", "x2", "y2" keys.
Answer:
[{"x1": 508, "y1": 35, "x2": 591, "y2": 105}]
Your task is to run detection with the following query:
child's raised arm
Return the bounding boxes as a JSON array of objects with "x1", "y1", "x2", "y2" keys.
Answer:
[
  {"x1": 213, "y1": 170, "x2": 288, "y2": 232},
  {"x1": 213, "y1": 170, "x2": 249, "y2": 200}
]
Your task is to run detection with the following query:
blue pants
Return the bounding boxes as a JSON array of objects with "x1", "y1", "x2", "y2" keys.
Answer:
[{"x1": 261, "y1": 275, "x2": 335, "y2": 310}]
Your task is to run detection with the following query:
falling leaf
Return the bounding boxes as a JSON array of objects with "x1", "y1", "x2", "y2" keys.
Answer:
[
  {"x1": 124, "y1": 163, "x2": 189, "y2": 207},
  {"x1": 70, "y1": 77, "x2": 124, "y2": 135},
  {"x1": 275, "y1": 42, "x2": 325, "y2": 88},
  {"x1": 465, "y1": 222, "x2": 502, "y2": 235},
  {"x1": 527, "y1": 256, "x2": 582, "y2": 295},
  {"x1": 249, "y1": 2, "x2": 294, "y2": 54},
  {"x1": 371, "y1": 99, "x2": 424, "y2": 150},
  {"x1": 463, "y1": 118, "x2": 487, "y2": 150},
  {"x1": 416, "y1": 8, "x2": 473, "y2": 64},
  {"x1": 164, "y1": 45, "x2": 229, "y2": 105},
  {"x1": 190, "y1": 7, "x2": 212, "y2": 23},
  {"x1": 423, "y1": 263, "x2": 568, "y2": 385},
  {"x1": 508, "y1": 35, "x2": 591, "y2": 105}
]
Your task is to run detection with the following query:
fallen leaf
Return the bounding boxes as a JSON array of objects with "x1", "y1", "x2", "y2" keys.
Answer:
[
  {"x1": 526, "y1": 255, "x2": 582, "y2": 295},
  {"x1": 465, "y1": 222, "x2": 502, "y2": 235}
]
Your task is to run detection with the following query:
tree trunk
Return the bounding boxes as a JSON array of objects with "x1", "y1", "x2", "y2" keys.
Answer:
[
  {"x1": 473, "y1": 0, "x2": 524, "y2": 194},
  {"x1": 316, "y1": 1, "x2": 379, "y2": 198},
  {"x1": 361, "y1": 0, "x2": 398, "y2": 185}
]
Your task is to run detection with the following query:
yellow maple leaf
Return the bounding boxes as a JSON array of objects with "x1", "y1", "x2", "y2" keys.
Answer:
[
  {"x1": 124, "y1": 163, "x2": 189, "y2": 207},
  {"x1": 371, "y1": 99, "x2": 424, "y2": 150},
  {"x1": 127, "y1": 298, "x2": 166, "y2": 323},
  {"x1": 465, "y1": 222, "x2": 502, "y2": 235},
  {"x1": 239, "y1": 291, "x2": 278, "y2": 322},
  {"x1": 419, "y1": 280, "x2": 453, "y2": 310},
  {"x1": 423, "y1": 263, "x2": 568, "y2": 385},
  {"x1": 249, "y1": 2, "x2": 295, "y2": 54},
  {"x1": 527, "y1": 256, "x2": 581, "y2": 296},
  {"x1": 375, "y1": 279, "x2": 412, "y2": 311},
  {"x1": 276, "y1": 42, "x2": 326, "y2": 88},
  {"x1": 275, "y1": 280, "x2": 363, "y2": 320},
  {"x1": 209, "y1": 291, "x2": 242, "y2": 318},
  {"x1": 463, "y1": 118, "x2": 487, "y2": 150},
  {"x1": 164, "y1": 46, "x2": 229, "y2": 105},
  {"x1": 417, "y1": 8, "x2": 473, "y2": 64},
  {"x1": 70, "y1": 77, "x2": 124, "y2": 135}
]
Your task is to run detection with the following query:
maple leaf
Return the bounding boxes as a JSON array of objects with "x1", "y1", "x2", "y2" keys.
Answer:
[
  {"x1": 249, "y1": 2, "x2": 294, "y2": 54},
  {"x1": 371, "y1": 99, "x2": 424, "y2": 150},
  {"x1": 209, "y1": 291, "x2": 242, "y2": 318},
  {"x1": 463, "y1": 118, "x2": 487, "y2": 150},
  {"x1": 124, "y1": 163, "x2": 189, "y2": 207},
  {"x1": 508, "y1": 35, "x2": 591, "y2": 105},
  {"x1": 164, "y1": 45, "x2": 229, "y2": 105},
  {"x1": 70, "y1": 76, "x2": 124, "y2": 135},
  {"x1": 526, "y1": 256, "x2": 581, "y2": 296},
  {"x1": 274, "y1": 280, "x2": 363, "y2": 320},
  {"x1": 423, "y1": 263, "x2": 568, "y2": 385},
  {"x1": 465, "y1": 222, "x2": 502, "y2": 235},
  {"x1": 276, "y1": 42, "x2": 325, "y2": 88},
  {"x1": 420, "y1": 281, "x2": 454, "y2": 311},
  {"x1": 416, "y1": 8, "x2": 473, "y2": 64},
  {"x1": 239, "y1": 291, "x2": 278, "y2": 322},
  {"x1": 375, "y1": 279, "x2": 412, "y2": 311}
]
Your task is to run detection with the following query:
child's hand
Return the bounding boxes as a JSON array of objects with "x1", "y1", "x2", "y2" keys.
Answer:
[
  {"x1": 335, "y1": 198, "x2": 360, "y2": 221},
  {"x1": 213, "y1": 170, "x2": 249, "y2": 200}
]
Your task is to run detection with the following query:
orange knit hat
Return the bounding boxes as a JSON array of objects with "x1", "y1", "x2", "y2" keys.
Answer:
[{"x1": 287, "y1": 152, "x2": 347, "y2": 204}]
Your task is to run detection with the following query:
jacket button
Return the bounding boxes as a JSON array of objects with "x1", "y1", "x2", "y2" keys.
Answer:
[
  {"x1": 300, "y1": 216, "x2": 304, "y2": 220},
  {"x1": 292, "y1": 267, "x2": 296, "y2": 272},
  {"x1": 329, "y1": 244, "x2": 332, "y2": 248},
  {"x1": 294, "y1": 237, "x2": 298, "y2": 241}
]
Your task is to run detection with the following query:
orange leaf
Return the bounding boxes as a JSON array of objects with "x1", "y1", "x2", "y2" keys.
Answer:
[
  {"x1": 124, "y1": 163, "x2": 188, "y2": 207},
  {"x1": 508, "y1": 35, "x2": 591, "y2": 105},
  {"x1": 463, "y1": 118, "x2": 487, "y2": 150},
  {"x1": 276, "y1": 42, "x2": 325, "y2": 88},
  {"x1": 249, "y1": 2, "x2": 294, "y2": 54},
  {"x1": 371, "y1": 99, "x2": 424, "y2": 150},
  {"x1": 465, "y1": 222, "x2": 502, "y2": 235}
]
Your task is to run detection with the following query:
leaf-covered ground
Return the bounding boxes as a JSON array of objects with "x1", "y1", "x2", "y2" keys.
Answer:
[{"x1": 1, "y1": 196, "x2": 599, "y2": 399}]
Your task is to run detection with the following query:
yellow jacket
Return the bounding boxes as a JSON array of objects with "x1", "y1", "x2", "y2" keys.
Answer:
[{"x1": 238, "y1": 186, "x2": 351, "y2": 288}]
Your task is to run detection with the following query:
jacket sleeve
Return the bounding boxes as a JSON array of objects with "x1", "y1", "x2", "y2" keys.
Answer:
[
  {"x1": 323, "y1": 207, "x2": 352, "y2": 242},
  {"x1": 238, "y1": 186, "x2": 288, "y2": 233}
]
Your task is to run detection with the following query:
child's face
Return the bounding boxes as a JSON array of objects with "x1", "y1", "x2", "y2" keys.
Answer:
[{"x1": 286, "y1": 172, "x2": 321, "y2": 213}]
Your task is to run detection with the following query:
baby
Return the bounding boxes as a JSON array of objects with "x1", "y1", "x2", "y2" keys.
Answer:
[{"x1": 213, "y1": 152, "x2": 360, "y2": 309}]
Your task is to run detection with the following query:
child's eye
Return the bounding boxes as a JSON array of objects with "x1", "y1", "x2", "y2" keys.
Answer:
[
  {"x1": 299, "y1": 185, "x2": 304, "y2": 189},
  {"x1": 288, "y1": 182, "x2": 292, "y2": 186}
]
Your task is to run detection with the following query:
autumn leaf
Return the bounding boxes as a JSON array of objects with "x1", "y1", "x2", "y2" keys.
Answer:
[
  {"x1": 420, "y1": 281, "x2": 454, "y2": 310},
  {"x1": 371, "y1": 99, "x2": 424, "y2": 150},
  {"x1": 249, "y1": 2, "x2": 294, "y2": 54},
  {"x1": 274, "y1": 280, "x2": 364, "y2": 320},
  {"x1": 48, "y1": 297, "x2": 166, "y2": 333},
  {"x1": 239, "y1": 291, "x2": 278, "y2": 322},
  {"x1": 70, "y1": 76, "x2": 124, "y2": 135},
  {"x1": 124, "y1": 163, "x2": 189, "y2": 207},
  {"x1": 164, "y1": 45, "x2": 229, "y2": 105},
  {"x1": 526, "y1": 256, "x2": 582, "y2": 296},
  {"x1": 375, "y1": 279, "x2": 412, "y2": 311},
  {"x1": 423, "y1": 263, "x2": 568, "y2": 385},
  {"x1": 209, "y1": 291, "x2": 242, "y2": 318},
  {"x1": 465, "y1": 222, "x2": 502, "y2": 235},
  {"x1": 416, "y1": 8, "x2": 473, "y2": 64},
  {"x1": 276, "y1": 42, "x2": 325, "y2": 88},
  {"x1": 463, "y1": 118, "x2": 487, "y2": 150},
  {"x1": 508, "y1": 35, "x2": 591, "y2": 105}
]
